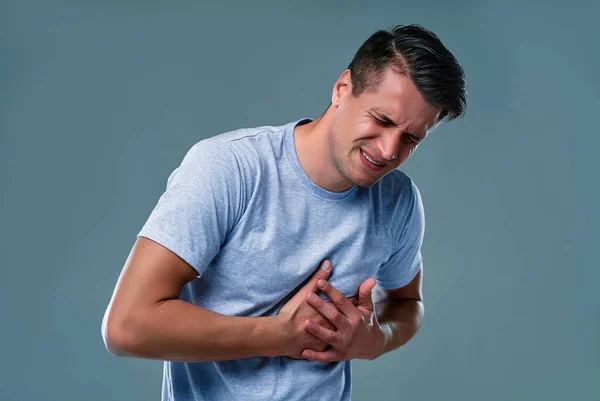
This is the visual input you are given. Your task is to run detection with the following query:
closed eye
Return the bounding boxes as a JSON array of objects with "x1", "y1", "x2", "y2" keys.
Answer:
[
  {"x1": 404, "y1": 134, "x2": 420, "y2": 144},
  {"x1": 373, "y1": 114, "x2": 422, "y2": 144},
  {"x1": 374, "y1": 117, "x2": 394, "y2": 127}
]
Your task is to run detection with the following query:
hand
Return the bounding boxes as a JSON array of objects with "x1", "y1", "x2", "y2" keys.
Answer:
[
  {"x1": 275, "y1": 260, "x2": 337, "y2": 359},
  {"x1": 301, "y1": 277, "x2": 385, "y2": 362},
  {"x1": 276, "y1": 260, "x2": 358, "y2": 359}
]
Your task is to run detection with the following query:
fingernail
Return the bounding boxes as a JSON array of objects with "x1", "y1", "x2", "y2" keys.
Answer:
[
  {"x1": 308, "y1": 293, "x2": 319, "y2": 303},
  {"x1": 306, "y1": 321, "x2": 315, "y2": 330},
  {"x1": 321, "y1": 260, "x2": 330, "y2": 272}
]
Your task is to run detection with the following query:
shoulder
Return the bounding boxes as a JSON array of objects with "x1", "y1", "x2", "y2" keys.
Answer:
[
  {"x1": 182, "y1": 122, "x2": 285, "y2": 167},
  {"x1": 217, "y1": 123, "x2": 285, "y2": 150},
  {"x1": 376, "y1": 169, "x2": 425, "y2": 240},
  {"x1": 377, "y1": 169, "x2": 423, "y2": 207}
]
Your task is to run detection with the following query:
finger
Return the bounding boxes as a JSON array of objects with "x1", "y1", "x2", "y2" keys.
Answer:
[
  {"x1": 358, "y1": 278, "x2": 377, "y2": 312},
  {"x1": 304, "y1": 320, "x2": 343, "y2": 347},
  {"x1": 301, "y1": 348, "x2": 341, "y2": 363},
  {"x1": 306, "y1": 294, "x2": 350, "y2": 331},
  {"x1": 300, "y1": 260, "x2": 332, "y2": 294},
  {"x1": 315, "y1": 279, "x2": 360, "y2": 319}
]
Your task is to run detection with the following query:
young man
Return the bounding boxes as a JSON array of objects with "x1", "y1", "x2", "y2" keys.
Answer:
[{"x1": 102, "y1": 24, "x2": 466, "y2": 401}]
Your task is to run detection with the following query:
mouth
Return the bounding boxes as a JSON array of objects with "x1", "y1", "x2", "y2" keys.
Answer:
[{"x1": 360, "y1": 149, "x2": 385, "y2": 171}]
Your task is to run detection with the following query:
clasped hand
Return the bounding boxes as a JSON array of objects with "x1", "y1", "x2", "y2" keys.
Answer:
[
  {"x1": 302, "y1": 274, "x2": 385, "y2": 362},
  {"x1": 276, "y1": 259, "x2": 385, "y2": 362}
]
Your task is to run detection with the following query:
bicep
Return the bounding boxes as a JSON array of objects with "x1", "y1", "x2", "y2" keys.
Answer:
[
  {"x1": 102, "y1": 236, "x2": 199, "y2": 353},
  {"x1": 107, "y1": 237, "x2": 199, "y2": 324}
]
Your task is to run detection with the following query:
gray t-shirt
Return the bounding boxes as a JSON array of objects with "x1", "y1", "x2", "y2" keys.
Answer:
[{"x1": 137, "y1": 118, "x2": 425, "y2": 401}]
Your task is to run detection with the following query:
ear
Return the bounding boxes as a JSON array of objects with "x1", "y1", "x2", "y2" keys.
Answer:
[{"x1": 331, "y1": 69, "x2": 352, "y2": 107}]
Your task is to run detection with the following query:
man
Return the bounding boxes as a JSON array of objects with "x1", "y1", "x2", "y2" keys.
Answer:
[{"x1": 102, "y1": 24, "x2": 466, "y2": 400}]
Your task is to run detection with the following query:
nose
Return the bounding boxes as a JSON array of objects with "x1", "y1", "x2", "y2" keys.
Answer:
[{"x1": 378, "y1": 130, "x2": 402, "y2": 161}]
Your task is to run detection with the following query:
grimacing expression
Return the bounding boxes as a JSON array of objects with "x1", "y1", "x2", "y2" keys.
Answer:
[{"x1": 328, "y1": 67, "x2": 441, "y2": 188}]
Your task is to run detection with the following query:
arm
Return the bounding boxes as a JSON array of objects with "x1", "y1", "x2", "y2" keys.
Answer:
[
  {"x1": 370, "y1": 178, "x2": 425, "y2": 356},
  {"x1": 101, "y1": 237, "x2": 333, "y2": 362},
  {"x1": 372, "y1": 265, "x2": 424, "y2": 356},
  {"x1": 103, "y1": 139, "x2": 338, "y2": 362}
]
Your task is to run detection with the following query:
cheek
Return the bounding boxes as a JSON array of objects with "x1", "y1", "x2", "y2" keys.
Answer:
[{"x1": 399, "y1": 145, "x2": 416, "y2": 163}]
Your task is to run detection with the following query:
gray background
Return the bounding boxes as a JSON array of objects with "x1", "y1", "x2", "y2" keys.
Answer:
[{"x1": 1, "y1": 1, "x2": 598, "y2": 400}]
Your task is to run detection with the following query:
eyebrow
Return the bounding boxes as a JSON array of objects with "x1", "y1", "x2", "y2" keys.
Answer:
[{"x1": 368, "y1": 108, "x2": 424, "y2": 142}]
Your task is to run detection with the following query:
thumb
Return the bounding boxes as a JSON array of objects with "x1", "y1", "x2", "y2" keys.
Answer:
[
  {"x1": 304, "y1": 260, "x2": 332, "y2": 293},
  {"x1": 358, "y1": 278, "x2": 377, "y2": 311}
]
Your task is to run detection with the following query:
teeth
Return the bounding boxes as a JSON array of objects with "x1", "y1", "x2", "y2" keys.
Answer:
[{"x1": 362, "y1": 151, "x2": 381, "y2": 166}]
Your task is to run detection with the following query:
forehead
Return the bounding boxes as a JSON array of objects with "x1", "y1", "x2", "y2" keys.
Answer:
[{"x1": 358, "y1": 68, "x2": 440, "y2": 132}]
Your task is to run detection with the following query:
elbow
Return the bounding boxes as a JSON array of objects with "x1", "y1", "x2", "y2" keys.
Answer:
[{"x1": 101, "y1": 308, "x2": 138, "y2": 357}]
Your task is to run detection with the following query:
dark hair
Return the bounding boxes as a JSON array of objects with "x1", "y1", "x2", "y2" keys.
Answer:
[{"x1": 348, "y1": 24, "x2": 466, "y2": 121}]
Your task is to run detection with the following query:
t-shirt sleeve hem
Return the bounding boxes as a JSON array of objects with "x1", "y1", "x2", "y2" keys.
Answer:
[
  {"x1": 136, "y1": 230, "x2": 203, "y2": 276},
  {"x1": 376, "y1": 260, "x2": 422, "y2": 290}
]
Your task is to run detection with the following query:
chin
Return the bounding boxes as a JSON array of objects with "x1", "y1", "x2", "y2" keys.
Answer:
[{"x1": 349, "y1": 174, "x2": 379, "y2": 188}]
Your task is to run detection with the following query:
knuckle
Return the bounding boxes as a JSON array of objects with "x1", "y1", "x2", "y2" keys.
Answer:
[
  {"x1": 334, "y1": 295, "x2": 346, "y2": 306},
  {"x1": 320, "y1": 318, "x2": 336, "y2": 331}
]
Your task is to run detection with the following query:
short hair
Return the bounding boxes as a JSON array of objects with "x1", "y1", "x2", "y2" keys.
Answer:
[{"x1": 348, "y1": 24, "x2": 467, "y2": 121}]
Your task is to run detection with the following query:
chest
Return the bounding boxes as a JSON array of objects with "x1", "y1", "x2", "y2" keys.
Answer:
[{"x1": 188, "y1": 188, "x2": 395, "y2": 315}]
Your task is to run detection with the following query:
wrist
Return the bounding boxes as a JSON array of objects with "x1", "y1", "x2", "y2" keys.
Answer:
[{"x1": 255, "y1": 315, "x2": 286, "y2": 358}]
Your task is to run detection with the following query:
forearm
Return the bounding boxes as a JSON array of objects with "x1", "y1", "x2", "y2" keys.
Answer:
[
  {"x1": 375, "y1": 299, "x2": 424, "y2": 357},
  {"x1": 104, "y1": 299, "x2": 281, "y2": 362}
]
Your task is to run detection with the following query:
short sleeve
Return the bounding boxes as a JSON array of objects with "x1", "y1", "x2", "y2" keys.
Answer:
[
  {"x1": 137, "y1": 137, "x2": 242, "y2": 275},
  {"x1": 376, "y1": 181, "x2": 425, "y2": 289}
]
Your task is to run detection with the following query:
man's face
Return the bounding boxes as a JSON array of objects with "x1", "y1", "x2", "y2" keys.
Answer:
[{"x1": 328, "y1": 67, "x2": 441, "y2": 188}]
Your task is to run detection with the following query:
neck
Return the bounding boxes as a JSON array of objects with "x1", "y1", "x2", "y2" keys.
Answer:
[{"x1": 294, "y1": 108, "x2": 354, "y2": 192}]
